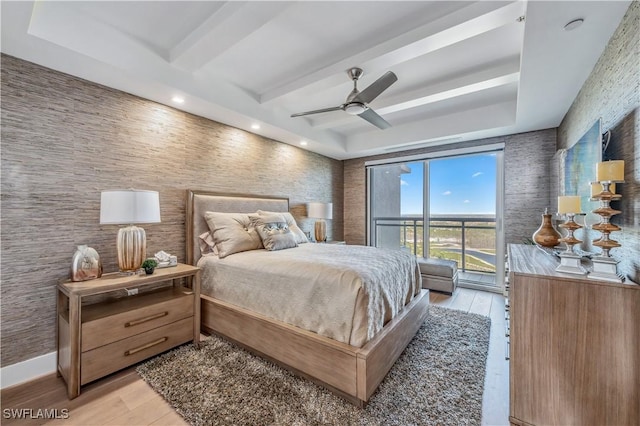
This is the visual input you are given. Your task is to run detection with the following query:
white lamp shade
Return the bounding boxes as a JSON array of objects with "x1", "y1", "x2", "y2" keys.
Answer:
[
  {"x1": 307, "y1": 202, "x2": 333, "y2": 220},
  {"x1": 100, "y1": 190, "x2": 161, "y2": 224}
]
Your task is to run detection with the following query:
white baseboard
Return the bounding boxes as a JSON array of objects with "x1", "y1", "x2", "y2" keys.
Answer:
[{"x1": 1, "y1": 352, "x2": 57, "y2": 389}]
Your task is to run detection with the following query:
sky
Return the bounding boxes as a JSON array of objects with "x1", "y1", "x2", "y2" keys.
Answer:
[{"x1": 400, "y1": 153, "x2": 497, "y2": 215}]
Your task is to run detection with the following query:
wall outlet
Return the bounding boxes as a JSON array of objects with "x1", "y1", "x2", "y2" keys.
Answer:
[{"x1": 126, "y1": 288, "x2": 138, "y2": 296}]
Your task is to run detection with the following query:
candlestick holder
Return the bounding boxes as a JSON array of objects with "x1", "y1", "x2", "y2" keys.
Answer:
[
  {"x1": 589, "y1": 180, "x2": 623, "y2": 282},
  {"x1": 556, "y1": 213, "x2": 586, "y2": 275}
]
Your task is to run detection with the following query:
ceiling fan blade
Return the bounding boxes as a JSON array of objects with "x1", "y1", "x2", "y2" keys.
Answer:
[
  {"x1": 290, "y1": 106, "x2": 343, "y2": 117},
  {"x1": 353, "y1": 71, "x2": 398, "y2": 104},
  {"x1": 358, "y1": 108, "x2": 392, "y2": 130}
]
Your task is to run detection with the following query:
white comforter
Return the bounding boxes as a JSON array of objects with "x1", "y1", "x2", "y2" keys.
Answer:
[{"x1": 197, "y1": 243, "x2": 421, "y2": 347}]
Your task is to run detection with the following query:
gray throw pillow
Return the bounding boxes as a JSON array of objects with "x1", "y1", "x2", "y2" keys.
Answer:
[
  {"x1": 256, "y1": 210, "x2": 309, "y2": 244},
  {"x1": 249, "y1": 213, "x2": 298, "y2": 251}
]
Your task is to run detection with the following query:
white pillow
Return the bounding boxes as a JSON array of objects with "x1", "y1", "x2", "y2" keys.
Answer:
[{"x1": 204, "y1": 212, "x2": 263, "y2": 258}]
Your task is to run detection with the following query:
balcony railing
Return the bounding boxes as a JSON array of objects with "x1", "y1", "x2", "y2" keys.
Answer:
[{"x1": 372, "y1": 215, "x2": 497, "y2": 273}]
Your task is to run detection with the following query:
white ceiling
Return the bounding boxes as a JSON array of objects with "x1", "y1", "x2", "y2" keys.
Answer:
[{"x1": 0, "y1": 1, "x2": 631, "y2": 160}]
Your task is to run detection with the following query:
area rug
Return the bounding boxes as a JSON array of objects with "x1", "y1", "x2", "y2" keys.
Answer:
[{"x1": 137, "y1": 306, "x2": 491, "y2": 425}]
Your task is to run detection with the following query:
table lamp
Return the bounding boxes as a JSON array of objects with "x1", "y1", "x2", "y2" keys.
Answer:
[
  {"x1": 307, "y1": 202, "x2": 333, "y2": 242},
  {"x1": 556, "y1": 195, "x2": 585, "y2": 275},
  {"x1": 589, "y1": 160, "x2": 624, "y2": 282},
  {"x1": 100, "y1": 190, "x2": 161, "y2": 274}
]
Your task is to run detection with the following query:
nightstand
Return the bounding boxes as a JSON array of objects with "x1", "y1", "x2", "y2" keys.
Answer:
[
  {"x1": 326, "y1": 240, "x2": 346, "y2": 245},
  {"x1": 56, "y1": 263, "x2": 200, "y2": 399}
]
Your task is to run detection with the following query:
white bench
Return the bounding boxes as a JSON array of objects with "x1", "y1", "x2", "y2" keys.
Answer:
[{"x1": 417, "y1": 258, "x2": 458, "y2": 295}]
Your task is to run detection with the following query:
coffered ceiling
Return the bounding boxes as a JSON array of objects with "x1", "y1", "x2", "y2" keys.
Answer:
[{"x1": 1, "y1": 1, "x2": 631, "y2": 159}]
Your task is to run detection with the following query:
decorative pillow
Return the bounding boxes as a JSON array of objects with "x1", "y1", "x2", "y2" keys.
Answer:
[
  {"x1": 198, "y1": 231, "x2": 218, "y2": 256},
  {"x1": 256, "y1": 210, "x2": 308, "y2": 244},
  {"x1": 204, "y1": 211, "x2": 263, "y2": 258},
  {"x1": 249, "y1": 213, "x2": 298, "y2": 251}
]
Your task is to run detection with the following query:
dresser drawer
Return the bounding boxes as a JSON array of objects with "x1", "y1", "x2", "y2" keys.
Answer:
[
  {"x1": 81, "y1": 316, "x2": 193, "y2": 385},
  {"x1": 82, "y1": 288, "x2": 193, "y2": 351}
]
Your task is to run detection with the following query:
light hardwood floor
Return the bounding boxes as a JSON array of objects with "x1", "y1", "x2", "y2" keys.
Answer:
[{"x1": 2, "y1": 288, "x2": 509, "y2": 425}]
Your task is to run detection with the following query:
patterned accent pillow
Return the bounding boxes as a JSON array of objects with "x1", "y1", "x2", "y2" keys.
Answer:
[
  {"x1": 204, "y1": 212, "x2": 263, "y2": 258},
  {"x1": 256, "y1": 210, "x2": 309, "y2": 244},
  {"x1": 249, "y1": 213, "x2": 298, "y2": 251}
]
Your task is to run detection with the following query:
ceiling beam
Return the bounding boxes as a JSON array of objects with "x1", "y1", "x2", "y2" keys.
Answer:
[
  {"x1": 376, "y1": 75, "x2": 519, "y2": 116},
  {"x1": 170, "y1": 2, "x2": 291, "y2": 72},
  {"x1": 345, "y1": 100, "x2": 517, "y2": 154},
  {"x1": 259, "y1": 1, "x2": 526, "y2": 104},
  {"x1": 20, "y1": 2, "x2": 347, "y2": 158}
]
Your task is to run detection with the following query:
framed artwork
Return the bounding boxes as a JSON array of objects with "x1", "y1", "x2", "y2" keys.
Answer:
[{"x1": 562, "y1": 119, "x2": 602, "y2": 215}]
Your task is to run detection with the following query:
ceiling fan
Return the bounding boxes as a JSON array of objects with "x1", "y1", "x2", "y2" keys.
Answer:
[{"x1": 290, "y1": 67, "x2": 398, "y2": 129}]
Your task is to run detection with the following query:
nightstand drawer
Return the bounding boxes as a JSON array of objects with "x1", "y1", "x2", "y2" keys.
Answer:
[
  {"x1": 81, "y1": 316, "x2": 193, "y2": 385},
  {"x1": 82, "y1": 288, "x2": 194, "y2": 351}
]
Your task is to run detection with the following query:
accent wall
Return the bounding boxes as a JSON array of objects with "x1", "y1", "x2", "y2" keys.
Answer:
[{"x1": 0, "y1": 54, "x2": 344, "y2": 367}]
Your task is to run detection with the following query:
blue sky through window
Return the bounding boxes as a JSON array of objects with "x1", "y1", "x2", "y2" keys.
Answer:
[{"x1": 401, "y1": 154, "x2": 497, "y2": 215}]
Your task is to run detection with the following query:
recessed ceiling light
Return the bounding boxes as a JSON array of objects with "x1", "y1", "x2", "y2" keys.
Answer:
[
  {"x1": 251, "y1": 123, "x2": 260, "y2": 130},
  {"x1": 300, "y1": 141, "x2": 308, "y2": 146},
  {"x1": 564, "y1": 18, "x2": 584, "y2": 31},
  {"x1": 172, "y1": 96, "x2": 184, "y2": 104}
]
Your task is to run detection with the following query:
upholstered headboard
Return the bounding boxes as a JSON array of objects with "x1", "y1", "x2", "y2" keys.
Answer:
[{"x1": 186, "y1": 190, "x2": 289, "y2": 265}]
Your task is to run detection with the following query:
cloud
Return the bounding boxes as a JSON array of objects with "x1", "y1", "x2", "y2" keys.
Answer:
[
  {"x1": 442, "y1": 190, "x2": 451, "y2": 195},
  {"x1": 464, "y1": 200, "x2": 470, "y2": 203},
  {"x1": 472, "y1": 172, "x2": 483, "y2": 178},
  {"x1": 400, "y1": 180, "x2": 408, "y2": 186}
]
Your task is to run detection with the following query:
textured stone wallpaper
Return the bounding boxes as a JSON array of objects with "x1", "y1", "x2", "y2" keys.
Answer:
[
  {"x1": 558, "y1": 2, "x2": 639, "y2": 282},
  {"x1": 343, "y1": 129, "x2": 557, "y2": 247},
  {"x1": 0, "y1": 54, "x2": 344, "y2": 367}
]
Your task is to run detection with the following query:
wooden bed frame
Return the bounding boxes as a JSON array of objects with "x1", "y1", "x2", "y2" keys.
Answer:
[{"x1": 185, "y1": 190, "x2": 429, "y2": 407}]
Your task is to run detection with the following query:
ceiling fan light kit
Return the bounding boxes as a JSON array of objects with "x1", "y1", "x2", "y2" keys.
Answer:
[
  {"x1": 344, "y1": 102, "x2": 367, "y2": 115},
  {"x1": 291, "y1": 67, "x2": 397, "y2": 129}
]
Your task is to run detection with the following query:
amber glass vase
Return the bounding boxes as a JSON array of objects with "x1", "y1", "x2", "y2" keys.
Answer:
[{"x1": 532, "y1": 211, "x2": 561, "y2": 247}]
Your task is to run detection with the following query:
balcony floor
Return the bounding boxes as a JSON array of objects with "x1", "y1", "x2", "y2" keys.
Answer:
[{"x1": 459, "y1": 271, "x2": 498, "y2": 288}]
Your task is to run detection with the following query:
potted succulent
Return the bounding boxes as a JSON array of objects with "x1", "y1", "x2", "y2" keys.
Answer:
[{"x1": 142, "y1": 258, "x2": 158, "y2": 275}]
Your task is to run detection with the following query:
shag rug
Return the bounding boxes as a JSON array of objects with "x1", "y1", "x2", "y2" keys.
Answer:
[{"x1": 137, "y1": 306, "x2": 491, "y2": 425}]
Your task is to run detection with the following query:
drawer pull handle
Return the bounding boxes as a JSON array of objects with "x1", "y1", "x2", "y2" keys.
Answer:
[
  {"x1": 125, "y1": 311, "x2": 168, "y2": 327},
  {"x1": 124, "y1": 337, "x2": 168, "y2": 356}
]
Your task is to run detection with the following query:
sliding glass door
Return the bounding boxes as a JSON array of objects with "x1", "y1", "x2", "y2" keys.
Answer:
[
  {"x1": 428, "y1": 152, "x2": 499, "y2": 287},
  {"x1": 367, "y1": 147, "x2": 505, "y2": 291}
]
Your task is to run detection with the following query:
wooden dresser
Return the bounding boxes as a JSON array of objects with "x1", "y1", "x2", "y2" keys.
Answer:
[
  {"x1": 57, "y1": 264, "x2": 200, "y2": 399},
  {"x1": 507, "y1": 244, "x2": 639, "y2": 426}
]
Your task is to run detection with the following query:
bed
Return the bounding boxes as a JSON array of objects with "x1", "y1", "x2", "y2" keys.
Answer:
[{"x1": 186, "y1": 190, "x2": 429, "y2": 406}]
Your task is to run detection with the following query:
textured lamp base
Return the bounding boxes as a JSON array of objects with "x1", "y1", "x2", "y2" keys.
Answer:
[
  {"x1": 589, "y1": 180, "x2": 623, "y2": 281},
  {"x1": 117, "y1": 225, "x2": 146, "y2": 273},
  {"x1": 556, "y1": 213, "x2": 587, "y2": 275},
  {"x1": 588, "y1": 256, "x2": 622, "y2": 282},
  {"x1": 556, "y1": 213, "x2": 585, "y2": 275},
  {"x1": 314, "y1": 219, "x2": 327, "y2": 243}
]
